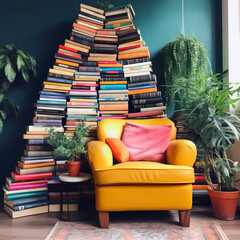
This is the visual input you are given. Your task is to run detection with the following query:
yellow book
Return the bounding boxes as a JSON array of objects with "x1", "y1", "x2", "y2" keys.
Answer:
[
  {"x1": 53, "y1": 65, "x2": 76, "y2": 74},
  {"x1": 49, "y1": 68, "x2": 74, "y2": 77},
  {"x1": 100, "y1": 81, "x2": 127, "y2": 85},
  {"x1": 43, "y1": 81, "x2": 72, "y2": 87}
]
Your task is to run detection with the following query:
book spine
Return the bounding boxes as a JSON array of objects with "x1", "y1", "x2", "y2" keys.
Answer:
[
  {"x1": 5, "y1": 191, "x2": 49, "y2": 201},
  {"x1": 9, "y1": 183, "x2": 48, "y2": 191},
  {"x1": 118, "y1": 51, "x2": 150, "y2": 60},
  {"x1": 121, "y1": 57, "x2": 150, "y2": 65},
  {"x1": 133, "y1": 103, "x2": 163, "y2": 110},
  {"x1": 47, "y1": 77, "x2": 73, "y2": 84},
  {"x1": 57, "y1": 50, "x2": 82, "y2": 60},
  {"x1": 100, "y1": 77, "x2": 126, "y2": 81},
  {"x1": 55, "y1": 58, "x2": 79, "y2": 67},
  {"x1": 13, "y1": 201, "x2": 48, "y2": 211},
  {"x1": 48, "y1": 72, "x2": 74, "y2": 80},
  {"x1": 128, "y1": 81, "x2": 157, "y2": 88},
  {"x1": 12, "y1": 196, "x2": 48, "y2": 206},
  {"x1": 100, "y1": 85, "x2": 127, "y2": 90},
  {"x1": 128, "y1": 85, "x2": 156, "y2": 91},
  {"x1": 129, "y1": 74, "x2": 156, "y2": 83},
  {"x1": 70, "y1": 32, "x2": 94, "y2": 42},
  {"x1": 79, "y1": 66, "x2": 100, "y2": 72},
  {"x1": 26, "y1": 145, "x2": 53, "y2": 151},
  {"x1": 99, "y1": 105, "x2": 128, "y2": 111},
  {"x1": 73, "y1": 22, "x2": 96, "y2": 34},
  {"x1": 132, "y1": 91, "x2": 162, "y2": 100},
  {"x1": 69, "y1": 36, "x2": 94, "y2": 47},
  {"x1": 128, "y1": 87, "x2": 157, "y2": 95},
  {"x1": 132, "y1": 97, "x2": 163, "y2": 105}
]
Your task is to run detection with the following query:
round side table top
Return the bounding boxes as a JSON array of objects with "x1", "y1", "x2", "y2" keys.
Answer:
[{"x1": 59, "y1": 172, "x2": 91, "y2": 183}]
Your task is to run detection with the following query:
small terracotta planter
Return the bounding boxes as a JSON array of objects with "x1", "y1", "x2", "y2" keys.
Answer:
[
  {"x1": 208, "y1": 186, "x2": 240, "y2": 220},
  {"x1": 66, "y1": 161, "x2": 83, "y2": 177}
]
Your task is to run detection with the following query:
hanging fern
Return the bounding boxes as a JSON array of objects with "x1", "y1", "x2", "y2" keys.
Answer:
[{"x1": 160, "y1": 33, "x2": 211, "y2": 115}]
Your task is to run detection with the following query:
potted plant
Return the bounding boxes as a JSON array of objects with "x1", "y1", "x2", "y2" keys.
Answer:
[
  {"x1": 170, "y1": 72, "x2": 240, "y2": 220},
  {"x1": 45, "y1": 122, "x2": 90, "y2": 177},
  {"x1": 0, "y1": 44, "x2": 36, "y2": 133}
]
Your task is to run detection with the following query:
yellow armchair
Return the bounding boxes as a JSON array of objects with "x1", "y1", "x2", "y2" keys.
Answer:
[{"x1": 86, "y1": 118, "x2": 197, "y2": 228}]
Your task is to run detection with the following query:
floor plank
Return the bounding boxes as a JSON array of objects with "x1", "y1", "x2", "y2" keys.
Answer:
[{"x1": 0, "y1": 202, "x2": 239, "y2": 240}]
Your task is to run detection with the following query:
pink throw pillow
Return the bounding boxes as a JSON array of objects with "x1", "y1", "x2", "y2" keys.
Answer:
[{"x1": 121, "y1": 121, "x2": 172, "y2": 162}]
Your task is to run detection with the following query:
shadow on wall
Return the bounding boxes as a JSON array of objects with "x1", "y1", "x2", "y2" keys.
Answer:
[{"x1": 0, "y1": 22, "x2": 72, "y2": 197}]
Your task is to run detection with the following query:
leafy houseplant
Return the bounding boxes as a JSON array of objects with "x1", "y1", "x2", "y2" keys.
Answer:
[
  {"x1": 45, "y1": 122, "x2": 90, "y2": 177},
  {"x1": 96, "y1": 0, "x2": 114, "y2": 11},
  {"x1": 160, "y1": 33, "x2": 211, "y2": 116},
  {"x1": 169, "y1": 72, "x2": 240, "y2": 220},
  {"x1": 0, "y1": 44, "x2": 37, "y2": 133}
]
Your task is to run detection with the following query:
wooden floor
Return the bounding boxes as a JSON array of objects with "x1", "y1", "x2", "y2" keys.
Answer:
[{"x1": 0, "y1": 202, "x2": 239, "y2": 240}]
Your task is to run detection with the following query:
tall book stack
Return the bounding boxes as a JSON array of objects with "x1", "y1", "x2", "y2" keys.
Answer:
[
  {"x1": 103, "y1": 5, "x2": 166, "y2": 119},
  {"x1": 3, "y1": 172, "x2": 52, "y2": 218}
]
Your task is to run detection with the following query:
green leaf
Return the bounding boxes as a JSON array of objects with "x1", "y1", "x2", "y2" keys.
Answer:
[
  {"x1": 5, "y1": 44, "x2": 15, "y2": 51},
  {"x1": 0, "y1": 110, "x2": 7, "y2": 120},
  {"x1": 21, "y1": 69, "x2": 30, "y2": 82},
  {"x1": 16, "y1": 55, "x2": 25, "y2": 71},
  {"x1": 4, "y1": 57, "x2": 16, "y2": 83}
]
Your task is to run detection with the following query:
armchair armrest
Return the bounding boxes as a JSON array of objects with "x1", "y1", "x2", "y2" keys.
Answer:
[
  {"x1": 166, "y1": 140, "x2": 197, "y2": 167},
  {"x1": 86, "y1": 141, "x2": 113, "y2": 171}
]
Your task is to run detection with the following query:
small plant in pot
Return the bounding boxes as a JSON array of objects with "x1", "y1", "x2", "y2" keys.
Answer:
[
  {"x1": 169, "y1": 71, "x2": 240, "y2": 220},
  {"x1": 45, "y1": 121, "x2": 90, "y2": 177}
]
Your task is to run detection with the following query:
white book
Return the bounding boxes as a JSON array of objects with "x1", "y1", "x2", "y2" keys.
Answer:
[
  {"x1": 27, "y1": 126, "x2": 64, "y2": 132},
  {"x1": 39, "y1": 98, "x2": 66, "y2": 102},
  {"x1": 67, "y1": 108, "x2": 97, "y2": 113},
  {"x1": 98, "y1": 90, "x2": 128, "y2": 94},
  {"x1": 123, "y1": 67, "x2": 152, "y2": 73},
  {"x1": 123, "y1": 61, "x2": 152, "y2": 68},
  {"x1": 78, "y1": 14, "x2": 104, "y2": 24},
  {"x1": 76, "y1": 21, "x2": 101, "y2": 30},
  {"x1": 141, "y1": 106, "x2": 167, "y2": 112},
  {"x1": 124, "y1": 71, "x2": 151, "y2": 78}
]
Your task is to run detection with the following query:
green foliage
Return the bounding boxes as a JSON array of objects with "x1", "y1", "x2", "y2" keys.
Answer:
[
  {"x1": 96, "y1": 0, "x2": 114, "y2": 10},
  {"x1": 160, "y1": 33, "x2": 211, "y2": 114},
  {"x1": 0, "y1": 44, "x2": 36, "y2": 133},
  {"x1": 0, "y1": 44, "x2": 37, "y2": 90},
  {"x1": 45, "y1": 122, "x2": 90, "y2": 161},
  {"x1": 169, "y1": 72, "x2": 240, "y2": 191}
]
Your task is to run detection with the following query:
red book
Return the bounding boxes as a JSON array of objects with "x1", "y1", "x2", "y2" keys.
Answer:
[
  {"x1": 103, "y1": 71, "x2": 121, "y2": 74},
  {"x1": 11, "y1": 172, "x2": 53, "y2": 181},
  {"x1": 126, "y1": 111, "x2": 164, "y2": 118},
  {"x1": 57, "y1": 50, "x2": 81, "y2": 60},
  {"x1": 59, "y1": 45, "x2": 78, "y2": 53},
  {"x1": 195, "y1": 176, "x2": 205, "y2": 181},
  {"x1": 118, "y1": 44, "x2": 141, "y2": 51}
]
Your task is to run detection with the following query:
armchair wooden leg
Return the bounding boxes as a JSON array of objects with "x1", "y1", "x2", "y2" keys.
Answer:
[
  {"x1": 178, "y1": 210, "x2": 191, "y2": 227},
  {"x1": 98, "y1": 211, "x2": 109, "y2": 228}
]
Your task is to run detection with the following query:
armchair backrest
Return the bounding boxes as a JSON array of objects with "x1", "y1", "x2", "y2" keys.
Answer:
[{"x1": 97, "y1": 118, "x2": 177, "y2": 142}]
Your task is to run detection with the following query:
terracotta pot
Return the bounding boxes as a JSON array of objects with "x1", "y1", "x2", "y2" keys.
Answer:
[
  {"x1": 66, "y1": 161, "x2": 83, "y2": 177},
  {"x1": 208, "y1": 186, "x2": 240, "y2": 220}
]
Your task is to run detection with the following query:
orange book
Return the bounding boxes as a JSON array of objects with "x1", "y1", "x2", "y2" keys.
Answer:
[
  {"x1": 105, "y1": 19, "x2": 132, "y2": 26},
  {"x1": 100, "y1": 81, "x2": 127, "y2": 85},
  {"x1": 119, "y1": 40, "x2": 141, "y2": 47},
  {"x1": 35, "y1": 114, "x2": 65, "y2": 118},
  {"x1": 88, "y1": 56, "x2": 116, "y2": 62},
  {"x1": 18, "y1": 161, "x2": 55, "y2": 169},
  {"x1": 43, "y1": 81, "x2": 72, "y2": 87},
  {"x1": 193, "y1": 185, "x2": 217, "y2": 190},
  {"x1": 118, "y1": 51, "x2": 150, "y2": 60},
  {"x1": 78, "y1": 17, "x2": 104, "y2": 27},
  {"x1": 43, "y1": 85, "x2": 71, "y2": 91},
  {"x1": 23, "y1": 134, "x2": 49, "y2": 139},
  {"x1": 70, "y1": 99, "x2": 97, "y2": 103},
  {"x1": 56, "y1": 60, "x2": 79, "y2": 68},
  {"x1": 128, "y1": 87, "x2": 157, "y2": 95},
  {"x1": 25, "y1": 131, "x2": 49, "y2": 135},
  {"x1": 118, "y1": 47, "x2": 149, "y2": 55},
  {"x1": 99, "y1": 105, "x2": 128, "y2": 111},
  {"x1": 94, "y1": 37, "x2": 117, "y2": 42},
  {"x1": 73, "y1": 23, "x2": 96, "y2": 34},
  {"x1": 98, "y1": 63, "x2": 122, "y2": 68},
  {"x1": 115, "y1": 25, "x2": 134, "y2": 32},
  {"x1": 96, "y1": 30, "x2": 116, "y2": 36}
]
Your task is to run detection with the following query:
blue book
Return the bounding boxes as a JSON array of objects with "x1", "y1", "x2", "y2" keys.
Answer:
[
  {"x1": 13, "y1": 201, "x2": 48, "y2": 211},
  {"x1": 37, "y1": 100, "x2": 66, "y2": 105},
  {"x1": 27, "y1": 139, "x2": 48, "y2": 145},
  {"x1": 47, "y1": 77, "x2": 72, "y2": 84},
  {"x1": 22, "y1": 156, "x2": 54, "y2": 160},
  {"x1": 39, "y1": 94, "x2": 66, "y2": 99},
  {"x1": 100, "y1": 85, "x2": 126, "y2": 90},
  {"x1": 40, "y1": 91, "x2": 66, "y2": 96},
  {"x1": 98, "y1": 97, "x2": 129, "y2": 101},
  {"x1": 9, "y1": 196, "x2": 48, "y2": 207},
  {"x1": 100, "y1": 68, "x2": 123, "y2": 71},
  {"x1": 128, "y1": 85, "x2": 156, "y2": 90}
]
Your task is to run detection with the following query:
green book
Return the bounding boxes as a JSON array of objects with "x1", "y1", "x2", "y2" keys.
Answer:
[{"x1": 4, "y1": 190, "x2": 48, "y2": 201}]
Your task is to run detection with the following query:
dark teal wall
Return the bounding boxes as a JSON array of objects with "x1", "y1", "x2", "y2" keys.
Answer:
[{"x1": 0, "y1": 0, "x2": 222, "y2": 190}]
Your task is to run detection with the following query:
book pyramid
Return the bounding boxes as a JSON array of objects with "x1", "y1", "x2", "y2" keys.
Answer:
[{"x1": 3, "y1": 3, "x2": 167, "y2": 218}]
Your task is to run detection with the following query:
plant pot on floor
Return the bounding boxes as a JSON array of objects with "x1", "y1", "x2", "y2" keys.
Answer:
[
  {"x1": 208, "y1": 186, "x2": 240, "y2": 220},
  {"x1": 66, "y1": 161, "x2": 83, "y2": 177}
]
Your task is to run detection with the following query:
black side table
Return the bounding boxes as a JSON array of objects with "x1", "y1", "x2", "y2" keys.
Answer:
[{"x1": 57, "y1": 172, "x2": 91, "y2": 221}]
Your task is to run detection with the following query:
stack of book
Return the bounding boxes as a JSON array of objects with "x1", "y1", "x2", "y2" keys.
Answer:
[
  {"x1": 102, "y1": 5, "x2": 166, "y2": 118},
  {"x1": 3, "y1": 172, "x2": 52, "y2": 218}
]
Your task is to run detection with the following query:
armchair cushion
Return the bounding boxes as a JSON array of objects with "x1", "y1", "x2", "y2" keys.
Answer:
[
  {"x1": 121, "y1": 121, "x2": 172, "y2": 162},
  {"x1": 94, "y1": 161, "x2": 195, "y2": 186},
  {"x1": 105, "y1": 138, "x2": 129, "y2": 163}
]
